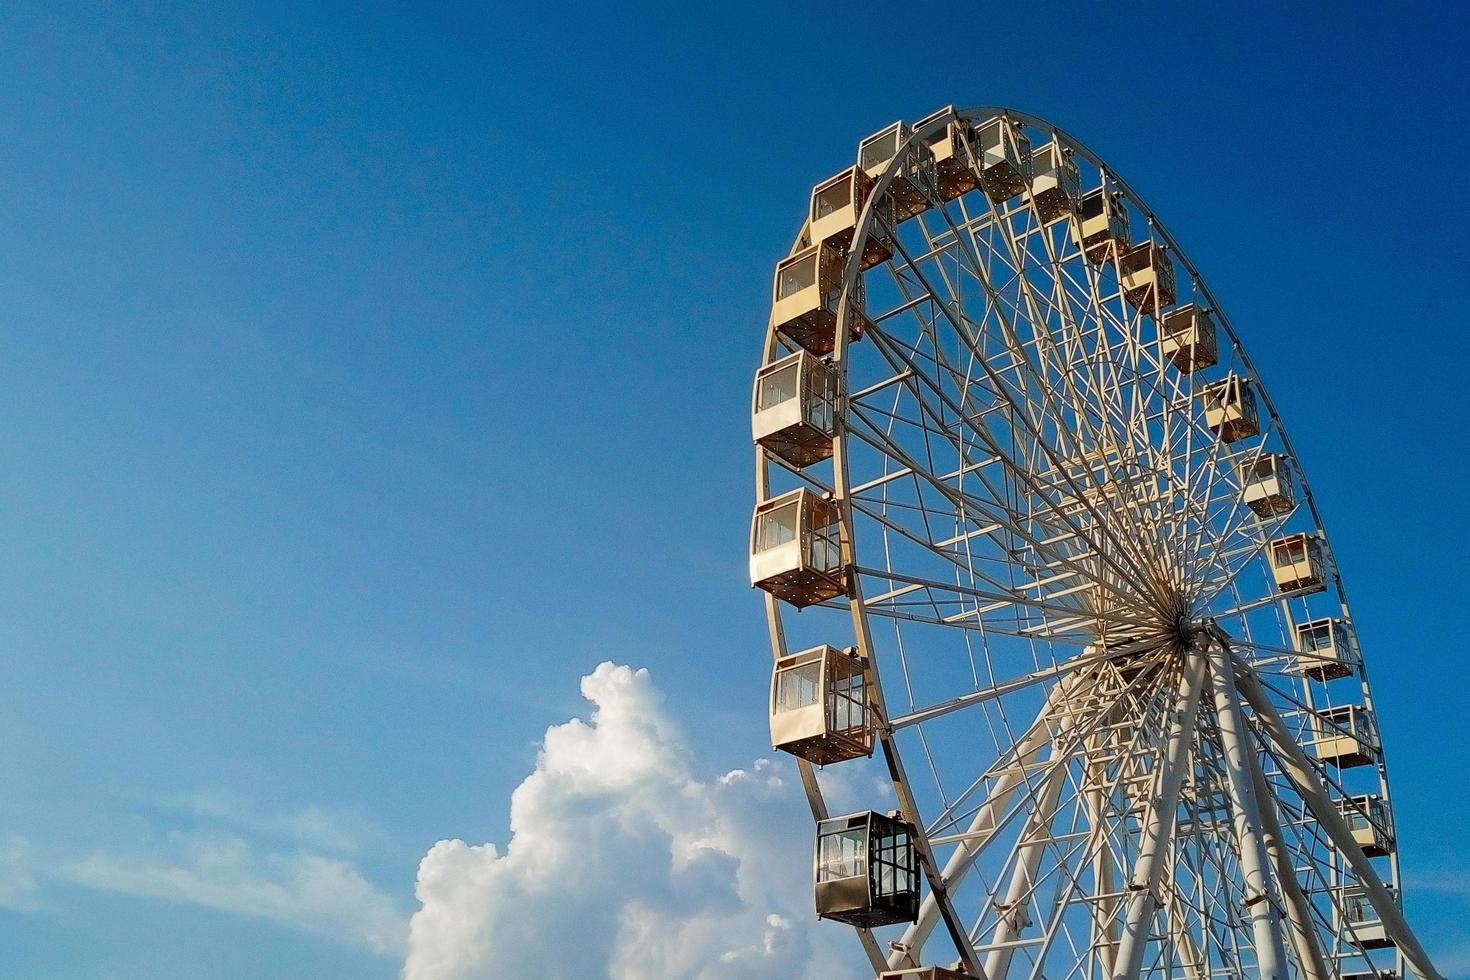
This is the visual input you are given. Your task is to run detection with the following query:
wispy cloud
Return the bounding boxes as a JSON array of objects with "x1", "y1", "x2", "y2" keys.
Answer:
[
  {"x1": 0, "y1": 835, "x2": 45, "y2": 913},
  {"x1": 170, "y1": 791, "x2": 378, "y2": 854},
  {"x1": 60, "y1": 831, "x2": 405, "y2": 953}
]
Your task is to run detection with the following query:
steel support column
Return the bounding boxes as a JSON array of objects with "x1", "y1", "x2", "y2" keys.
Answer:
[
  {"x1": 1112, "y1": 650, "x2": 1208, "y2": 979},
  {"x1": 1244, "y1": 736, "x2": 1330, "y2": 980},
  {"x1": 1235, "y1": 663, "x2": 1443, "y2": 980},
  {"x1": 1206, "y1": 638, "x2": 1290, "y2": 978}
]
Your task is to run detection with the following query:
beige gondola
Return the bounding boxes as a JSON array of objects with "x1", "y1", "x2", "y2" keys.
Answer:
[
  {"x1": 750, "y1": 488, "x2": 845, "y2": 608},
  {"x1": 1294, "y1": 616, "x2": 1358, "y2": 681},
  {"x1": 858, "y1": 121, "x2": 934, "y2": 221},
  {"x1": 1269, "y1": 532, "x2": 1325, "y2": 594},
  {"x1": 1336, "y1": 794, "x2": 1395, "y2": 857},
  {"x1": 1120, "y1": 241, "x2": 1176, "y2": 312},
  {"x1": 1202, "y1": 375, "x2": 1260, "y2": 443},
  {"x1": 1073, "y1": 186, "x2": 1130, "y2": 263},
  {"x1": 770, "y1": 645, "x2": 872, "y2": 764},
  {"x1": 915, "y1": 106, "x2": 981, "y2": 201},
  {"x1": 974, "y1": 116, "x2": 1033, "y2": 203},
  {"x1": 1028, "y1": 138, "x2": 1079, "y2": 222},
  {"x1": 1313, "y1": 704, "x2": 1379, "y2": 769},
  {"x1": 1240, "y1": 452, "x2": 1296, "y2": 518},
  {"x1": 1160, "y1": 304, "x2": 1219, "y2": 373},
  {"x1": 772, "y1": 242, "x2": 870, "y2": 356},
  {"x1": 809, "y1": 167, "x2": 894, "y2": 270},
  {"x1": 752, "y1": 351, "x2": 837, "y2": 469}
]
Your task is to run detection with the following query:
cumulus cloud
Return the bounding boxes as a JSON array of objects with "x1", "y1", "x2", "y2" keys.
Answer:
[
  {"x1": 401, "y1": 662, "x2": 863, "y2": 980},
  {"x1": 59, "y1": 830, "x2": 406, "y2": 954}
]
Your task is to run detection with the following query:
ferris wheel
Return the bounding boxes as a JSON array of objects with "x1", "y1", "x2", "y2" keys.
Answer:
[{"x1": 749, "y1": 106, "x2": 1442, "y2": 980}]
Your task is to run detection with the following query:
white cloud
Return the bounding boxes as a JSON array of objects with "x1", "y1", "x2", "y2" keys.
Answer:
[
  {"x1": 60, "y1": 831, "x2": 406, "y2": 954},
  {"x1": 175, "y1": 791, "x2": 377, "y2": 854},
  {"x1": 401, "y1": 662, "x2": 862, "y2": 980}
]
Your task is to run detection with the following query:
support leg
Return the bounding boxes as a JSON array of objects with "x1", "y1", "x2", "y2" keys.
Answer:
[
  {"x1": 1206, "y1": 639, "x2": 1290, "y2": 978},
  {"x1": 1113, "y1": 651, "x2": 1208, "y2": 979},
  {"x1": 1235, "y1": 663, "x2": 1443, "y2": 980}
]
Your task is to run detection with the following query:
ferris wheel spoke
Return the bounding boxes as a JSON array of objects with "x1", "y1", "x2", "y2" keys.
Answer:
[
  {"x1": 853, "y1": 326, "x2": 1163, "y2": 612},
  {"x1": 916, "y1": 201, "x2": 1172, "y2": 590},
  {"x1": 875, "y1": 238, "x2": 1168, "y2": 598},
  {"x1": 860, "y1": 322, "x2": 1165, "y2": 615}
]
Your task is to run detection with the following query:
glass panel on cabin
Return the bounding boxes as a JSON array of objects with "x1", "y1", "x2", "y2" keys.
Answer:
[
  {"x1": 829, "y1": 667, "x2": 865, "y2": 732},
  {"x1": 756, "y1": 501, "x2": 799, "y2": 552},
  {"x1": 757, "y1": 362, "x2": 800, "y2": 412},
  {"x1": 1300, "y1": 623, "x2": 1331, "y2": 652},
  {"x1": 810, "y1": 513, "x2": 841, "y2": 573},
  {"x1": 860, "y1": 129, "x2": 901, "y2": 172},
  {"x1": 817, "y1": 828, "x2": 866, "y2": 881},
  {"x1": 778, "y1": 254, "x2": 817, "y2": 300},
  {"x1": 813, "y1": 176, "x2": 851, "y2": 222},
  {"x1": 776, "y1": 660, "x2": 821, "y2": 713}
]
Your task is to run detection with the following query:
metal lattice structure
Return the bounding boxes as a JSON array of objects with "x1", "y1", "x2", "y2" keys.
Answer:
[{"x1": 750, "y1": 106, "x2": 1441, "y2": 980}]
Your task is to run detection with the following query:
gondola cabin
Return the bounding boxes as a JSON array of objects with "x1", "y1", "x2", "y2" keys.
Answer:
[
  {"x1": 858, "y1": 122, "x2": 933, "y2": 221},
  {"x1": 750, "y1": 488, "x2": 845, "y2": 608},
  {"x1": 772, "y1": 242, "x2": 869, "y2": 356},
  {"x1": 1029, "y1": 138, "x2": 1079, "y2": 222},
  {"x1": 752, "y1": 351, "x2": 837, "y2": 469},
  {"x1": 1160, "y1": 305, "x2": 1219, "y2": 373},
  {"x1": 915, "y1": 106, "x2": 980, "y2": 201},
  {"x1": 1241, "y1": 453, "x2": 1296, "y2": 518},
  {"x1": 1334, "y1": 886, "x2": 1395, "y2": 950},
  {"x1": 1120, "y1": 241, "x2": 1177, "y2": 312},
  {"x1": 770, "y1": 645, "x2": 872, "y2": 764},
  {"x1": 974, "y1": 116, "x2": 1033, "y2": 203},
  {"x1": 880, "y1": 969, "x2": 968, "y2": 980},
  {"x1": 809, "y1": 167, "x2": 894, "y2": 270},
  {"x1": 1202, "y1": 375, "x2": 1260, "y2": 443},
  {"x1": 1313, "y1": 704, "x2": 1379, "y2": 769},
  {"x1": 815, "y1": 811, "x2": 919, "y2": 927},
  {"x1": 1074, "y1": 187, "x2": 1130, "y2": 263},
  {"x1": 1269, "y1": 532, "x2": 1325, "y2": 594},
  {"x1": 1294, "y1": 617, "x2": 1359, "y2": 681},
  {"x1": 1337, "y1": 794, "x2": 1395, "y2": 857}
]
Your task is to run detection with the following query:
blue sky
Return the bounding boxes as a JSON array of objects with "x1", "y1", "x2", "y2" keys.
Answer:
[{"x1": 0, "y1": 2, "x2": 1467, "y2": 977}]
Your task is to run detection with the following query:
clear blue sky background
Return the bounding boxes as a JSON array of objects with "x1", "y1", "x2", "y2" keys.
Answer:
[{"x1": 1, "y1": 3, "x2": 1467, "y2": 977}]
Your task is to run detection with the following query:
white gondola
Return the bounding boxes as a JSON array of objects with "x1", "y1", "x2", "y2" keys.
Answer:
[{"x1": 1334, "y1": 886, "x2": 1396, "y2": 950}]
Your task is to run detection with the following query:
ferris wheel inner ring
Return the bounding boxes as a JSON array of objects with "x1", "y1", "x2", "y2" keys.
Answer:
[{"x1": 752, "y1": 105, "x2": 1438, "y2": 980}]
